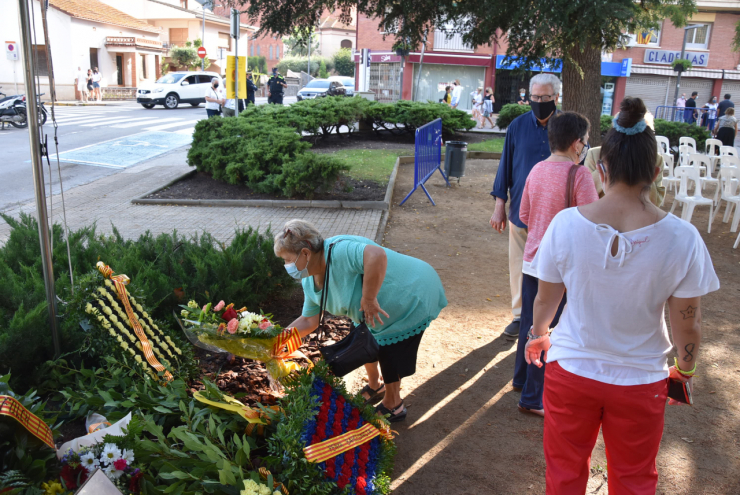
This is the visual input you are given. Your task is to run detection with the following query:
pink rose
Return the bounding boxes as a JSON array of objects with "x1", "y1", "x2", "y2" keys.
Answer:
[
  {"x1": 214, "y1": 300, "x2": 225, "y2": 312},
  {"x1": 202, "y1": 305, "x2": 208, "y2": 312},
  {"x1": 113, "y1": 459, "x2": 127, "y2": 470},
  {"x1": 259, "y1": 319, "x2": 271, "y2": 330},
  {"x1": 227, "y1": 318, "x2": 239, "y2": 334}
]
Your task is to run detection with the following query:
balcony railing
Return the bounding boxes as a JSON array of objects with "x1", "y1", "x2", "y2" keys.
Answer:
[
  {"x1": 105, "y1": 37, "x2": 166, "y2": 51},
  {"x1": 433, "y1": 30, "x2": 474, "y2": 52}
]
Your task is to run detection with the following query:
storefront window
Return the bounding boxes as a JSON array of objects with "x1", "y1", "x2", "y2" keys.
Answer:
[
  {"x1": 412, "y1": 63, "x2": 485, "y2": 111},
  {"x1": 601, "y1": 76, "x2": 617, "y2": 116},
  {"x1": 686, "y1": 24, "x2": 710, "y2": 50}
]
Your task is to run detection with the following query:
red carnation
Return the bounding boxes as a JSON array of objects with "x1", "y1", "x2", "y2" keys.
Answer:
[
  {"x1": 129, "y1": 470, "x2": 144, "y2": 492},
  {"x1": 221, "y1": 307, "x2": 238, "y2": 321},
  {"x1": 60, "y1": 464, "x2": 88, "y2": 489},
  {"x1": 114, "y1": 458, "x2": 128, "y2": 470}
]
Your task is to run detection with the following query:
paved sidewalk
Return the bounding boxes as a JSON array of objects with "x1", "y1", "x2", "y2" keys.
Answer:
[{"x1": 0, "y1": 148, "x2": 383, "y2": 244}]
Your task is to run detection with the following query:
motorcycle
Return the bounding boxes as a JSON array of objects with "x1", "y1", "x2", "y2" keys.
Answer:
[{"x1": 0, "y1": 87, "x2": 48, "y2": 128}]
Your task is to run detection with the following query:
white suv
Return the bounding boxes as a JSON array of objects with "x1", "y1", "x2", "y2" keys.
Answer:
[{"x1": 137, "y1": 71, "x2": 222, "y2": 109}]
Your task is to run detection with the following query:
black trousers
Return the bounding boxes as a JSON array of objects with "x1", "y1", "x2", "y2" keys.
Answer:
[{"x1": 268, "y1": 94, "x2": 284, "y2": 105}]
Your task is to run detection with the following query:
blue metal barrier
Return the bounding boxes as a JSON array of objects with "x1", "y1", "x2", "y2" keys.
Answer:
[
  {"x1": 655, "y1": 105, "x2": 711, "y2": 124},
  {"x1": 399, "y1": 118, "x2": 450, "y2": 206}
]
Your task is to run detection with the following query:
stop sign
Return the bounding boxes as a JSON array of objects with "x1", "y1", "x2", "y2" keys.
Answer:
[{"x1": 197, "y1": 47, "x2": 207, "y2": 59}]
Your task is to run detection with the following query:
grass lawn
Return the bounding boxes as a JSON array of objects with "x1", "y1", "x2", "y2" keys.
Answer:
[{"x1": 330, "y1": 137, "x2": 505, "y2": 185}]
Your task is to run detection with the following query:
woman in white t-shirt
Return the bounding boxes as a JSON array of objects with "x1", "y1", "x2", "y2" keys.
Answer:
[
  {"x1": 205, "y1": 77, "x2": 225, "y2": 118},
  {"x1": 524, "y1": 97, "x2": 719, "y2": 494}
]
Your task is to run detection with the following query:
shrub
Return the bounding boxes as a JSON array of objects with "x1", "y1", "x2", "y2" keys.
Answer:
[
  {"x1": 365, "y1": 100, "x2": 475, "y2": 137},
  {"x1": 270, "y1": 153, "x2": 350, "y2": 197},
  {"x1": 276, "y1": 56, "x2": 333, "y2": 76},
  {"x1": 319, "y1": 59, "x2": 329, "y2": 79},
  {"x1": 248, "y1": 55, "x2": 267, "y2": 74},
  {"x1": 333, "y1": 48, "x2": 355, "y2": 76},
  {"x1": 653, "y1": 118, "x2": 711, "y2": 150},
  {"x1": 600, "y1": 114, "x2": 613, "y2": 135},
  {"x1": 496, "y1": 103, "x2": 531, "y2": 130},
  {"x1": 169, "y1": 46, "x2": 199, "y2": 70},
  {"x1": 0, "y1": 213, "x2": 292, "y2": 391}
]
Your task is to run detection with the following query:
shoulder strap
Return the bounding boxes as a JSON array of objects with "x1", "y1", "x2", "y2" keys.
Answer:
[
  {"x1": 318, "y1": 239, "x2": 344, "y2": 334},
  {"x1": 566, "y1": 164, "x2": 580, "y2": 209}
]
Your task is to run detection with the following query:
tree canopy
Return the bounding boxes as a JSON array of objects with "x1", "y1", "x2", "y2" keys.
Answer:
[{"x1": 282, "y1": 27, "x2": 320, "y2": 57}]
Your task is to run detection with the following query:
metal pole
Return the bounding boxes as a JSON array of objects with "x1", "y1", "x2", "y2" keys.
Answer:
[
  {"x1": 234, "y1": 11, "x2": 239, "y2": 111},
  {"x1": 414, "y1": 30, "x2": 428, "y2": 102},
  {"x1": 18, "y1": 0, "x2": 61, "y2": 357},
  {"x1": 202, "y1": 6, "x2": 205, "y2": 71},
  {"x1": 307, "y1": 28, "x2": 311, "y2": 76},
  {"x1": 672, "y1": 28, "x2": 689, "y2": 114}
]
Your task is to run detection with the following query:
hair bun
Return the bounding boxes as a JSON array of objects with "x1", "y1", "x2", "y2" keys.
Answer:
[{"x1": 617, "y1": 97, "x2": 646, "y2": 128}]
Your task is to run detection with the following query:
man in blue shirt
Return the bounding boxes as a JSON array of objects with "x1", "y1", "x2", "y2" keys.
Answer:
[{"x1": 490, "y1": 73, "x2": 560, "y2": 343}]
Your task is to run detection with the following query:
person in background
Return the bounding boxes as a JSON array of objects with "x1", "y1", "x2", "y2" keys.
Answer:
[
  {"x1": 685, "y1": 91, "x2": 698, "y2": 124},
  {"x1": 705, "y1": 96, "x2": 719, "y2": 130},
  {"x1": 473, "y1": 87, "x2": 483, "y2": 128},
  {"x1": 517, "y1": 88, "x2": 529, "y2": 105},
  {"x1": 267, "y1": 67, "x2": 287, "y2": 105},
  {"x1": 714, "y1": 106, "x2": 738, "y2": 146},
  {"x1": 490, "y1": 73, "x2": 562, "y2": 340},
  {"x1": 481, "y1": 87, "x2": 495, "y2": 129},
  {"x1": 205, "y1": 77, "x2": 225, "y2": 117},
  {"x1": 85, "y1": 70, "x2": 94, "y2": 102},
  {"x1": 75, "y1": 67, "x2": 87, "y2": 102},
  {"x1": 524, "y1": 96, "x2": 719, "y2": 494},
  {"x1": 441, "y1": 85, "x2": 452, "y2": 106},
  {"x1": 515, "y1": 111, "x2": 599, "y2": 417},
  {"x1": 718, "y1": 93, "x2": 734, "y2": 118},
  {"x1": 451, "y1": 80, "x2": 462, "y2": 109},
  {"x1": 675, "y1": 93, "x2": 686, "y2": 122},
  {"x1": 92, "y1": 68, "x2": 102, "y2": 102},
  {"x1": 246, "y1": 72, "x2": 257, "y2": 106}
]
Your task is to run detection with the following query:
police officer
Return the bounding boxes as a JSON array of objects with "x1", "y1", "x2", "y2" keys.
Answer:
[
  {"x1": 267, "y1": 67, "x2": 287, "y2": 105},
  {"x1": 246, "y1": 72, "x2": 258, "y2": 106}
]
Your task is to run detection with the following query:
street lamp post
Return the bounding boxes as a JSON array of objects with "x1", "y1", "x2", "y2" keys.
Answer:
[{"x1": 673, "y1": 24, "x2": 703, "y2": 120}]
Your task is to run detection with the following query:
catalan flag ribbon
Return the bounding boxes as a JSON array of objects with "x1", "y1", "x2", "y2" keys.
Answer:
[
  {"x1": 636, "y1": 31, "x2": 653, "y2": 45},
  {"x1": 0, "y1": 395, "x2": 55, "y2": 450},
  {"x1": 303, "y1": 422, "x2": 392, "y2": 463},
  {"x1": 271, "y1": 327, "x2": 313, "y2": 376},
  {"x1": 97, "y1": 262, "x2": 173, "y2": 382}
]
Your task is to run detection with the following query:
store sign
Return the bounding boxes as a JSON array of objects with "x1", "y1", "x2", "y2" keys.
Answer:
[
  {"x1": 370, "y1": 53, "x2": 402, "y2": 63},
  {"x1": 644, "y1": 49, "x2": 708, "y2": 67}
]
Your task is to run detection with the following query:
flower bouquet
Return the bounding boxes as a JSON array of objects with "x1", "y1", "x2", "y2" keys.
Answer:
[
  {"x1": 58, "y1": 443, "x2": 142, "y2": 492},
  {"x1": 177, "y1": 299, "x2": 311, "y2": 387}
]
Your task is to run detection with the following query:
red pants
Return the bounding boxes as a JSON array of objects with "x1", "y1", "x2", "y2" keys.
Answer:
[{"x1": 543, "y1": 361, "x2": 668, "y2": 495}]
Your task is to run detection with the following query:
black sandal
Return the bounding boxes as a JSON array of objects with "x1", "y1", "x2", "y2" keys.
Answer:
[
  {"x1": 375, "y1": 401, "x2": 407, "y2": 423},
  {"x1": 360, "y1": 383, "x2": 386, "y2": 404}
]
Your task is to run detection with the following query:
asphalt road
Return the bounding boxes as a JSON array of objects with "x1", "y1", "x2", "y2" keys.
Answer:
[{"x1": 0, "y1": 97, "x2": 296, "y2": 211}]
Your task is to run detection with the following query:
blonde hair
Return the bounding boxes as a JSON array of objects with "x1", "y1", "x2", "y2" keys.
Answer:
[
  {"x1": 486, "y1": 86, "x2": 493, "y2": 93},
  {"x1": 273, "y1": 219, "x2": 324, "y2": 255},
  {"x1": 726, "y1": 107, "x2": 735, "y2": 116}
]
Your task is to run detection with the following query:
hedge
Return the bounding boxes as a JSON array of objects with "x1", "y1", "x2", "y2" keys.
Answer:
[
  {"x1": 653, "y1": 118, "x2": 711, "y2": 151},
  {"x1": 496, "y1": 103, "x2": 531, "y2": 130}
]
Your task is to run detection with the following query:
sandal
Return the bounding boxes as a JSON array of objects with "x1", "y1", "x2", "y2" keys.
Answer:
[
  {"x1": 376, "y1": 401, "x2": 407, "y2": 423},
  {"x1": 360, "y1": 383, "x2": 386, "y2": 404},
  {"x1": 517, "y1": 405, "x2": 545, "y2": 418}
]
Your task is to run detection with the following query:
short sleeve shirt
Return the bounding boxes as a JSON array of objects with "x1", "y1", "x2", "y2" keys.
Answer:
[{"x1": 531, "y1": 209, "x2": 719, "y2": 385}]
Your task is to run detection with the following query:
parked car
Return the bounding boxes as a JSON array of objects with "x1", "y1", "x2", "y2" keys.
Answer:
[
  {"x1": 137, "y1": 71, "x2": 222, "y2": 109},
  {"x1": 296, "y1": 79, "x2": 347, "y2": 101},
  {"x1": 328, "y1": 76, "x2": 355, "y2": 96}
]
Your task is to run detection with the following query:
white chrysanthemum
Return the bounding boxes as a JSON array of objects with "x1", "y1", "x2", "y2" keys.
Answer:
[
  {"x1": 258, "y1": 485, "x2": 272, "y2": 495},
  {"x1": 121, "y1": 448, "x2": 135, "y2": 464},
  {"x1": 187, "y1": 300, "x2": 198, "y2": 309},
  {"x1": 241, "y1": 480, "x2": 260, "y2": 495},
  {"x1": 100, "y1": 444, "x2": 122, "y2": 465},
  {"x1": 135, "y1": 355, "x2": 142, "y2": 363},
  {"x1": 104, "y1": 463, "x2": 124, "y2": 480},
  {"x1": 79, "y1": 451, "x2": 100, "y2": 473}
]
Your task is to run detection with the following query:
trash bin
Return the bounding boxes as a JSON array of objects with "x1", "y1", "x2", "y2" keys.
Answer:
[{"x1": 444, "y1": 141, "x2": 468, "y2": 181}]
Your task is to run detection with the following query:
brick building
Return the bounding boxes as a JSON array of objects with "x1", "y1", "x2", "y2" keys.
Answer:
[{"x1": 212, "y1": 4, "x2": 283, "y2": 73}]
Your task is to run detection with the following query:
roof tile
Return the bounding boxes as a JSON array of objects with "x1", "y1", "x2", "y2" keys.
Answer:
[{"x1": 49, "y1": 0, "x2": 160, "y2": 34}]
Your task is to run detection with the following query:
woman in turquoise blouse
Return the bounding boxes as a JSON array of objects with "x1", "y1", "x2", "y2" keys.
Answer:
[{"x1": 274, "y1": 219, "x2": 447, "y2": 422}]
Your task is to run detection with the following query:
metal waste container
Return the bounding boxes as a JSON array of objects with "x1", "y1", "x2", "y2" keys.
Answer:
[{"x1": 444, "y1": 141, "x2": 468, "y2": 182}]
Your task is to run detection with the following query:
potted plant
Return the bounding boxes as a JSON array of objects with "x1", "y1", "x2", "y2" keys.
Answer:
[
  {"x1": 672, "y1": 58, "x2": 693, "y2": 73},
  {"x1": 392, "y1": 40, "x2": 412, "y2": 57}
]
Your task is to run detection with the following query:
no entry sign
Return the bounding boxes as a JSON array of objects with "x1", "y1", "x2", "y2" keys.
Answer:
[{"x1": 197, "y1": 46, "x2": 207, "y2": 59}]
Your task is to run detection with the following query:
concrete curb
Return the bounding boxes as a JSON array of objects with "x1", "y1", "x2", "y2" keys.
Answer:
[
  {"x1": 131, "y1": 158, "x2": 404, "y2": 210},
  {"x1": 53, "y1": 102, "x2": 112, "y2": 106}
]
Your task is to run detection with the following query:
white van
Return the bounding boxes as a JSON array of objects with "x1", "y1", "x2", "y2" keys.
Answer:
[{"x1": 136, "y1": 71, "x2": 222, "y2": 109}]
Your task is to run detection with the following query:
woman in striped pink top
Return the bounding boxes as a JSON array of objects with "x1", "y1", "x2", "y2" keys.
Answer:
[{"x1": 513, "y1": 111, "x2": 599, "y2": 417}]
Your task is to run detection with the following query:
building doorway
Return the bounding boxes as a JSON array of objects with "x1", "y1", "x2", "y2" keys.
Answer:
[
  {"x1": 89, "y1": 48, "x2": 99, "y2": 70},
  {"x1": 116, "y1": 55, "x2": 123, "y2": 85},
  {"x1": 492, "y1": 69, "x2": 533, "y2": 112}
]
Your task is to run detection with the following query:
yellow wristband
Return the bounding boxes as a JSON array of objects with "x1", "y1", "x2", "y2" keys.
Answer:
[{"x1": 674, "y1": 358, "x2": 696, "y2": 377}]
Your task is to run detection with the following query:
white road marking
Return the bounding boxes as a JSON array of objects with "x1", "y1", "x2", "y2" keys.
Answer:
[
  {"x1": 174, "y1": 127, "x2": 195, "y2": 135},
  {"x1": 77, "y1": 117, "x2": 165, "y2": 127},
  {"x1": 112, "y1": 117, "x2": 183, "y2": 128},
  {"x1": 144, "y1": 119, "x2": 201, "y2": 131}
]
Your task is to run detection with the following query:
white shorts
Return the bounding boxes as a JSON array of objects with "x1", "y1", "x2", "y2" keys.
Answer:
[{"x1": 451, "y1": 96, "x2": 460, "y2": 106}]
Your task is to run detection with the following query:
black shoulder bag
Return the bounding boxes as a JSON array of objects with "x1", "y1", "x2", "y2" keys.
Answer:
[{"x1": 319, "y1": 241, "x2": 380, "y2": 377}]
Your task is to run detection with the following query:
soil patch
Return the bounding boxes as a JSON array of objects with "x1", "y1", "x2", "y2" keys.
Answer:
[
  {"x1": 307, "y1": 129, "x2": 493, "y2": 153},
  {"x1": 376, "y1": 159, "x2": 740, "y2": 494},
  {"x1": 146, "y1": 171, "x2": 387, "y2": 201}
]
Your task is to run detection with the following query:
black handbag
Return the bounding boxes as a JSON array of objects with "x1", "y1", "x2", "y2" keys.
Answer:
[{"x1": 319, "y1": 241, "x2": 380, "y2": 377}]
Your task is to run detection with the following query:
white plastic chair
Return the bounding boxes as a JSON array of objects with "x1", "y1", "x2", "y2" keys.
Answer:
[
  {"x1": 714, "y1": 166, "x2": 740, "y2": 232},
  {"x1": 671, "y1": 166, "x2": 714, "y2": 233},
  {"x1": 656, "y1": 135, "x2": 670, "y2": 155},
  {"x1": 688, "y1": 153, "x2": 719, "y2": 203},
  {"x1": 720, "y1": 146, "x2": 738, "y2": 157},
  {"x1": 679, "y1": 144, "x2": 693, "y2": 167},
  {"x1": 705, "y1": 138, "x2": 723, "y2": 176},
  {"x1": 662, "y1": 152, "x2": 680, "y2": 192},
  {"x1": 679, "y1": 136, "x2": 697, "y2": 152}
]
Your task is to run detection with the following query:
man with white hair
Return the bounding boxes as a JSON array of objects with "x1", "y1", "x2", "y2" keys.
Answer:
[{"x1": 490, "y1": 73, "x2": 560, "y2": 352}]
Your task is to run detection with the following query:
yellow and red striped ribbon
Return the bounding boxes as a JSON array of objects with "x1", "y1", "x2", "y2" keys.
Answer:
[
  {"x1": 303, "y1": 422, "x2": 388, "y2": 464},
  {"x1": 271, "y1": 327, "x2": 313, "y2": 375},
  {"x1": 97, "y1": 262, "x2": 173, "y2": 382},
  {"x1": 0, "y1": 395, "x2": 55, "y2": 450}
]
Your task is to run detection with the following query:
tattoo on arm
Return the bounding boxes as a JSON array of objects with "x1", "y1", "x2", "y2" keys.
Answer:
[
  {"x1": 680, "y1": 305, "x2": 697, "y2": 319},
  {"x1": 683, "y1": 343, "x2": 695, "y2": 362}
]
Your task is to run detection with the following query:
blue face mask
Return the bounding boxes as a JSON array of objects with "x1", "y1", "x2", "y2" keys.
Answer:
[{"x1": 285, "y1": 252, "x2": 309, "y2": 280}]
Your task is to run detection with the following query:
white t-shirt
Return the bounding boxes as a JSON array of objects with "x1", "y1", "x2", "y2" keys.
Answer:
[
  {"x1": 452, "y1": 85, "x2": 462, "y2": 100},
  {"x1": 92, "y1": 72, "x2": 102, "y2": 83},
  {"x1": 76, "y1": 70, "x2": 86, "y2": 90},
  {"x1": 205, "y1": 86, "x2": 223, "y2": 110},
  {"x1": 531, "y1": 208, "x2": 719, "y2": 386}
]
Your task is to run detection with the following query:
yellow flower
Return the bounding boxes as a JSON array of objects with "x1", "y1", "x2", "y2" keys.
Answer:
[
  {"x1": 142, "y1": 311, "x2": 149, "y2": 319},
  {"x1": 187, "y1": 300, "x2": 198, "y2": 309},
  {"x1": 97, "y1": 287, "x2": 107, "y2": 295},
  {"x1": 117, "y1": 323, "x2": 126, "y2": 332},
  {"x1": 121, "y1": 342, "x2": 129, "y2": 351},
  {"x1": 103, "y1": 307, "x2": 113, "y2": 316},
  {"x1": 135, "y1": 355, "x2": 142, "y2": 363},
  {"x1": 136, "y1": 342, "x2": 142, "y2": 351},
  {"x1": 41, "y1": 481, "x2": 64, "y2": 495},
  {"x1": 85, "y1": 303, "x2": 93, "y2": 314},
  {"x1": 110, "y1": 314, "x2": 118, "y2": 324},
  {"x1": 128, "y1": 348, "x2": 136, "y2": 357},
  {"x1": 258, "y1": 485, "x2": 272, "y2": 495},
  {"x1": 136, "y1": 304, "x2": 144, "y2": 312},
  {"x1": 117, "y1": 336, "x2": 123, "y2": 343},
  {"x1": 108, "y1": 330, "x2": 117, "y2": 338},
  {"x1": 174, "y1": 347, "x2": 182, "y2": 355}
]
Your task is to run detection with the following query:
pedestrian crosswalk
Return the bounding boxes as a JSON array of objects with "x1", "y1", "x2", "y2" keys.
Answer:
[{"x1": 44, "y1": 105, "x2": 206, "y2": 134}]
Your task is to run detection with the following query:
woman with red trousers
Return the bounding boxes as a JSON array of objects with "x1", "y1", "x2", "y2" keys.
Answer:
[{"x1": 524, "y1": 97, "x2": 719, "y2": 494}]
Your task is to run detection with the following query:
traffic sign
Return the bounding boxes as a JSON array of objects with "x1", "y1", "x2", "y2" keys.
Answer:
[
  {"x1": 197, "y1": 46, "x2": 207, "y2": 59},
  {"x1": 5, "y1": 41, "x2": 19, "y2": 61}
]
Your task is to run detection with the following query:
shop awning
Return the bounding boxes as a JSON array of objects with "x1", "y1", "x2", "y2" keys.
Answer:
[{"x1": 495, "y1": 55, "x2": 632, "y2": 77}]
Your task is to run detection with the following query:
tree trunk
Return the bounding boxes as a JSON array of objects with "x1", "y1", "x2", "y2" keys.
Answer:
[{"x1": 562, "y1": 43, "x2": 603, "y2": 147}]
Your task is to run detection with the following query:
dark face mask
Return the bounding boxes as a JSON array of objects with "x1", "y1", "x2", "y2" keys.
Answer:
[
  {"x1": 530, "y1": 100, "x2": 556, "y2": 121},
  {"x1": 213, "y1": 83, "x2": 219, "y2": 88}
]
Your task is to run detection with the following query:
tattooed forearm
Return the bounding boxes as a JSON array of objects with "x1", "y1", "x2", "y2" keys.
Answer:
[
  {"x1": 683, "y1": 343, "x2": 695, "y2": 362},
  {"x1": 680, "y1": 305, "x2": 697, "y2": 319}
]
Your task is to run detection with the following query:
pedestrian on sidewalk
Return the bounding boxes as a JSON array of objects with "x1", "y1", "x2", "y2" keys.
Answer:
[
  {"x1": 714, "y1": 107, "x2": 737, "y2": 146},
  {"x1": 472, "y1": 87, "x2": 483, "y2": 127},
  {"x1": 718, "y1": 93, "x2": 734, "y2": 117},
  {"x1": 75, "y1": 67, "x2": 86, "y2": 102},
  {"x1": 675, "y1": 93, "x2": 686, "y2": 122},
  {"x1": 490, "y1": 73, "x2": 561, "y2": 339},
  {"x1": 514, "y1": 111, "x2": 599, "y2": 417},
  {"x1": 524, "y1": 97, "x2": 719, "y2": 494},
  {"x1": 441, "y1": 86, "x2": 452, "y2": 106},
  {"x1": 685, "y1": 91, "x2": 698, "y2": 124},
  {"x1": 274, "y1": 220, "x2": 448, "y2": 423},
  {"x1": 246, "y1": 72, "x2": 257, "y2": 106},
  {"x1": 451, "y1": 80, "x2": 462, "y2": 109},
  {"x1": 205, "y1": 77, "x2": 225, "y2": 117},
  {"x1": 92, "y1": 68, "x2": 102, "y2": 102},
  {"x1": 85, "y1": 70, "x2": 94, "y2": 102},
  {"x1": 705, "y1": 96, "x2": 719, "y2": 130},
  {"x1": 481, "y1": 87, "x2": 495, "y2": 129},
  {"x1": 517, "y1": 88, "x2": 529, "y2": 105}
]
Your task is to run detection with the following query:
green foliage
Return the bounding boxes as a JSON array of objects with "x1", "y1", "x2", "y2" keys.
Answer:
[
  {"x1": 332, "y1": 48, "x2": 354, "y2": 77},
  {"x1": 496, "y1": 103, "x2": 531, "y2": 130},
  {"x1": 282, "y1": 27, "x2": 319, "y2": 57},
  {"x1": 671, "y1": 58, "x2": 693, "y2": 72},
  {"x1": 0, "y1": 373, "x2": 60, "y2": 485},
  {"x1": 734, "y1": 20, "x2": 740, "y2": 52},
  {"x1": 160, "y1": 63, "x2": 170, "y2": 76},
  {"x1": 247, "y1": 55, "x2": 267, "y2": 74},
  {"x1": 600, "y1": 114, "x2": 613, "y2": 135},
  {"x1": 169, "y1": 46, "x2": 199, "y2": 70},
  {"x1": 654, "y1": 118, "x2": 711, "y2": 150},
  {"x1": 465, "y1": 138, "x2": 506, "y2": 153},
  {"x1": 0, "y1": 213, "x2": 291, "y2": 391},
  {"x1": 364, "y1": 100, "x2": 475, "y2": 137},
  {"x1": 276, "y1": 56, "x2": 333, "y2": 77},
  {"x1": 318, "y1": 60, "x2": 328, "y2": 79}
]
